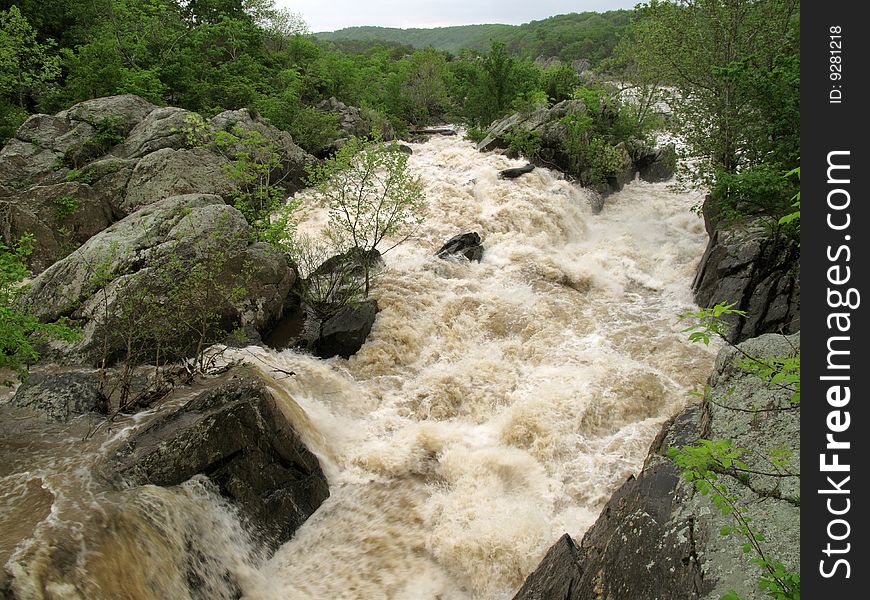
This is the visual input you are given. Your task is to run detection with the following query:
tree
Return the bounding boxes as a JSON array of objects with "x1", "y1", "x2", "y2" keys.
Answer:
[
  {"x1": 308, "y1": 137, "x2": 425, "y2": 295},
  {"x1": 1, "y1": 236, "x2": 78, "y2": 386},
  {"x1": 626, "y1": 0, "x2": 799, "y2": 189},
  {"x1": 0, "y1": 5, "x2": 61, "y2": 109}
]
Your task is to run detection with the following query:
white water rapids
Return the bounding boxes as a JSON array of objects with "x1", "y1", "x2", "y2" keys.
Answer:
[{"x1": 1, "y1": 134, "x2": 717, "y2": 599}]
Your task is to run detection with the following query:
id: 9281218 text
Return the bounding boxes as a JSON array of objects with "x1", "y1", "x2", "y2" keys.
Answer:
[{"x1": 829, "y1": 26, "x2": 843, "y2": 104}]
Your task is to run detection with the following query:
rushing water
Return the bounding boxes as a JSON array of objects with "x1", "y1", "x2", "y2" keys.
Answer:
[{"x1": 1, "y1": 134, "x2": 716, "y2": 599}]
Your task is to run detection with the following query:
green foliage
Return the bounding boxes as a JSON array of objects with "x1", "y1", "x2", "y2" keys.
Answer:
[
  {"x1": 503, "y1": 128, "x2": 543, "y2": 161},
  {"x1": 1, "y1": 235, "x2": 79, "y2": 385},
  {"x1": 52, "y1": 194, "x2": 80, "y2": 219},
  {"x1": 623, "y1": 0, "x2": 800, "y2": 199},
  {"x1": 0, "y1": 5, "x2": 61, "y2": 109},
  {"x1": 307, "y1": 136, "x2": 425, "y2": 295},
  {"x1": 778, "y1": 168, "x2": 801, "y2": 228},
  {"x1": 679, "y1": 302, "x2": 748, "y2": 345}
]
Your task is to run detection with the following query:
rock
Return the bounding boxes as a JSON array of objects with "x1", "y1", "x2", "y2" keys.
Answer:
[
  {"x1": 317, "y1": 97, "x2": 397, "y2": 142},
  {"x1": 498, "y1": 164, "x2": 535, "y2": 179},
  {"x1": 410, "y1": 127, "x2": 457, "y2": 136},
  {"x1": 8, "y1": 371, "x2": 108, "y2": 422},
  {"x1": 692, "y1": 216, "x2": 799, "y2": 342},
  {"x1": 1, "y1": 96, "x2": 317, "y2": 273},
  {"x1": 476, "y1": 100, "x2": 674, "y2": 202},
  {"x1": 209, "y1": 108, "x2": 316, "y2": 193},
  {"x1": 107, "y1": 376, "x2": 329, "y2": 547},
  {"x1": 1, "y1": 181, "x2": 115, "y2": 273},
  {"x1": 313, "y1": 299, "x2": 379, "y2": 359},
  {"x1": 435, "y1": 232, "x2": 484, "y2": 262},
  {"x1": 512, "y1": 534, "x2": 583, "y2": 600},
  {"x1": 514, "y1": 333, "x2": 800, "y2": 600},
  {"x1": 122, "y1": 148, "x2": 234, "y2": 214},
  {"x1": 21, "y1": 194, "x2": 295, "y2": 365},
  {"x1": 117, "y1": 106, "x2": 197, "y2": 159},
  {"x1": 636, "y1": 143, "x2": 677, "y2": 183}
]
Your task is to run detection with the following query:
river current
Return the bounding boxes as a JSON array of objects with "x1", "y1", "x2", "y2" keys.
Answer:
[{"x1": 1, "y1": 134, "x2": 716, "y2": 599}]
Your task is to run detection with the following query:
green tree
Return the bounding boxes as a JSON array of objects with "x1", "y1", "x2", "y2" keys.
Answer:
[
  {"x1": 1, "y1": 236, "x2": 79, "y2": 386},
  {"x1": 308, "y1": 137, "x2": 425, "y2": 295},
  {"x1": 626, "y1": 0, "x2": 799, "y2": 190},
  {"x1": 0, "y1": 5, "x2": 61, "y2": 140}
]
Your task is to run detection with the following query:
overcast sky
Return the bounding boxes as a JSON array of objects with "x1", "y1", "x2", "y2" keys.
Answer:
[{"x1": 276, "y1": 0, "x2": 640, "y2": 32}]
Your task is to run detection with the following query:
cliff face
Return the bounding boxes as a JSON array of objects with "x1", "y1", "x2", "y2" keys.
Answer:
[
  {"x1": 692, "y1": 208, "x2": 800, "y2": 343},
  {"x1": 514, "y1": 333, "x2": 800, "y2": 600}
]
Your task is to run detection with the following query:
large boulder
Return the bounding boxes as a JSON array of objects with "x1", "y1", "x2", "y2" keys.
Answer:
[
  {"x1": 317, "y1": 97, "x2": 396, "y2": 142},
  {"x1": 107, "y1": 376, "x2": 330, "y2": 547},
  {"x1": 313, "y1": 299, "x2": 379, "y2": 359},
  {"x1": 21, "y1": 194, "x2": 295, "y2": 365},
  {"x1": 1, "y1": 181, "x2": 115, "y2": 272},
  {"x1": 693, "y1": 216, "x2": 799, "y2": 343},
  {"x1": 436, "y1": 232, "x2": 485, "y2": 263},
  {"x1": 514, "y1": 333, "x2": 800, "y2": 600},
  {"x1": 1, "y1": 96, "x2": 316, "y2": 274},
  {"x1": 8, "y1": 370, "x2": 108, "y2": 422}
]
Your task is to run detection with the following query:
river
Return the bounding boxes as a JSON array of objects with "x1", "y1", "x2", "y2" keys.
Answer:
[{"x1": 1, "y1": 133, "x2": 716, "y2": 599}]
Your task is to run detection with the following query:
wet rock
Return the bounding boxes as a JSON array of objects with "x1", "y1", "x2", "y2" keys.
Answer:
[
  {"x1": 636, "y1": 143, "x2": 677, "y2": 183},
  {"x1": 436, "y1": 232, "x2": 484, "y2": 262},
  {"x1": 410, "y1": 127, "x2": 457, "y2": 136},
  {"x1": 513, "y1": 333, "x2": 800, "y2": 600},
  {"x1": 108, "y1": 376, "x2": 329, "y2": 547},
  {"x1": 9, "y1": 371, "x2": 108, "y2": 422},
  {"x1": 512, "y1": 534, "x2": 583, "y2": 600},
  {"x1": 313, "y1": 299, "x2": 379, "y2": 359},
  {"x1": 498, "y1": 164, "x2": 535, "y2": 179},
  {"x1": 22, "y1": 194, "x2": 295, "y2": 365},
  {"x1": 692, "y1": 216, "x2": 799, "y2": 342}
]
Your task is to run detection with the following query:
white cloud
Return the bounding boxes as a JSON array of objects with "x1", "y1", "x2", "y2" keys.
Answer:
[{"x1": 276, "y1": 0, "x2": 638, "y2": 32}]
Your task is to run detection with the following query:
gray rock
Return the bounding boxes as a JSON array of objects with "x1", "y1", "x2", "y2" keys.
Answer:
[
  {"x1": 22, "y1": 194, "x2": 295, "y2": 365},
  {"x1": 9, "y1": 371, "x2": 108, "y2": 422},
  {"x1": 313, "y1": 299, "x2": 379, "y2": 359},
  {"x1": 56, "y1": 95, "x2": 156, "y2": 135},
  {"x1": 498, "y1": 164, "x2": 535, "y2": 179},
  {"x1": 209, "y1": 108, "x2": 315, "y2": 192},
  {"x1": 514, "y1": 333, "x2": 800, "y2": 600},
  {"x1": 117, "y1": 106, "x2": 196, "y2": 159},
  {"x1": 123, "y1": 148, "x2": 234, "y2": 213},
  {"x1": 692, "y1": 217, "x2": 799, "y2": 342},
  {"x1": 637, "y1": 143, "x2": 677, "y2": 182},
  {"x1": 317, "y1": 97, "x2": 397, "y2": 142},
  {"x1": 107, "y1": 376, "x2": 329, "y2": 547},
  {"x1": 1, "y1": 181, "x2": 115, "y2": 273},
  {"x1": 436, "y1": 232, "x2": 485, "y2": 263}
]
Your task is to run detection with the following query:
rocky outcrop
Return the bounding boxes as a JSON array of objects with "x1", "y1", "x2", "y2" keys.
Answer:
[
  {"x1": 317, "y1": 97, "x2": 396, "y2": 143},
  {"x1": 1, "y1": 95, "x2": 315, "y2": 274},
  {"x1": 21, "y1": 194, "x2": 295, "y2": 365},
  {"x1": 476, "y1": 100, "x2": 675, "y2": 200},
  {"x1": 514, "y1": 333, "x2": 800, "y2": 600},
  {"x1": 693, "y1": 215, "x2": 800, "y2": 343},
  {"x1": 8, "y1": 371, "x2": 108, "y2": 422},
  {"x1": 436, "y1": 232, "x2": 484, "y2": 262},
  {"x1": 107, "y1": 375, "x2": 329, "y2": 547}
]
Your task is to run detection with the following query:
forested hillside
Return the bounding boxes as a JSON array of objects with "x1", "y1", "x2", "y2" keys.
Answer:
[{"x1": 317, "y1": 11, "x2": 633, "y2": 63}]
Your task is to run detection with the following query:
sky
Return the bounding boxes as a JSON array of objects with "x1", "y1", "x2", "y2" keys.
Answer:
[{"x1": 276, "y1": 0, "x2": 640, "y2": 32}]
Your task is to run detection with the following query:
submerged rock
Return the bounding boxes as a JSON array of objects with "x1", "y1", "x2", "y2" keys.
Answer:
[
  {"x1": 108, "y1": 376, "x2": 329, "y2": 547},
  {"x1": 513, "y1": 333, "x2": 800, "y2": 600},
  {"x1": 498, "y1": 164, "x2": 535, "y2": 179},
  {"x1": 9, "y1": 371, "x2": 108, "y2": 423},
  {"x1": 436, "y1": 232, "x2": 484, "y2": 263}
]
